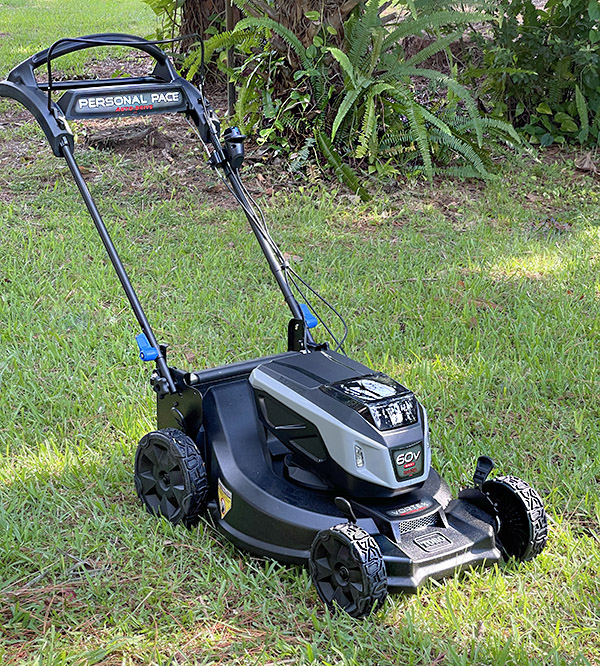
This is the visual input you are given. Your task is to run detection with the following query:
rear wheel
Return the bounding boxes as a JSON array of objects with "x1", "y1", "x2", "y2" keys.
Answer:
[
  {"x1": 482, "y1": 475, "x2": 548, "y2": 561},
  {"x1": 309, "y1": 522, "x2": 387, "y2": 618},
  {"x1": 134, "y1": 428, "x2": 208, "y2": 528}
]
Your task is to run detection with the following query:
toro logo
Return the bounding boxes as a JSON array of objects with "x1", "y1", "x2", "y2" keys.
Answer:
[{"x1": 413, "y1": 532, "x2": 451, "y2": 553}]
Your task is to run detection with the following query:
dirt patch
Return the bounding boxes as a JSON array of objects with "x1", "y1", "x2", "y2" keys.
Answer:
[
  {"x1": 0, "y1": 53, "x2": 277, "y2": 211},
  {"x1": 0, "y1": 52, "x2": 596, "y2": 221},
  {"x1": 37, "y1": 52, "x2": 155, "y2": 84}
]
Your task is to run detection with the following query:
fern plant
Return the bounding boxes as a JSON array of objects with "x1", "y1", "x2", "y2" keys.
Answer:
[
  {"x1": 321, "y1": 0, "x2": 506, "y2": 176},
  {"x1": 168, "y1": 0, "x2": 518, "y2": 188}
]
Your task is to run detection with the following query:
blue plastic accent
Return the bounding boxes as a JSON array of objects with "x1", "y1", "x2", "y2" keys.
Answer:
[
  {"x1": 300, "y1": 303, "x2": 318, "y2": 329},
  {"x1": 136, "y1": 332, "x2": 159, "y2": 361}
]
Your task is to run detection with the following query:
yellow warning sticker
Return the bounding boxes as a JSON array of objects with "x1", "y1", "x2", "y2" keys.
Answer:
[{"x1": 218, "y1": 479, "x2": 232, "y2": 519}]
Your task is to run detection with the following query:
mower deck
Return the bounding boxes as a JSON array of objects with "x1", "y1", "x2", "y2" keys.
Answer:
[{"x1": 157, "y1": 353, "x2": 502, "y2": 592}]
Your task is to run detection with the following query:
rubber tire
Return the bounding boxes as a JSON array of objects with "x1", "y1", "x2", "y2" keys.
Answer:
[
  {"x1": 482, "y1": 474, "x2": 548, "y2": 561},
  {"x1": 309, "y1": 522, "x2": 387, "y2": 618},
  {"x1": 134, "y1": 428, "x2": 208, "y2": 528}
]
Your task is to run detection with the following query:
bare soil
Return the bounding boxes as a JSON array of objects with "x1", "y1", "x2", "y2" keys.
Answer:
[{"x1": 0, "y1": 52, "x2": 595, "y2": 222}]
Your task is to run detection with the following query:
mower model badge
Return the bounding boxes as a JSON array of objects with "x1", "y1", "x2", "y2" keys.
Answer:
[
  {"x1": 387, "y1": 499, "x2": 431, "y2": 518},
  {"x1": 76, "y1": 90, "x2": 181, "y2": 113},
  {"x1": 391, "y1": 441, "x2": 424, "y2": 480},
  {"x1": 58, "y1": 84, "x2": 189, "y2": 120}
]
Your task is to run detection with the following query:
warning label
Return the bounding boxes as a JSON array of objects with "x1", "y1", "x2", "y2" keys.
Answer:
[{"x1": 218, "y1": 479, "x2": 232, "y2": 519}]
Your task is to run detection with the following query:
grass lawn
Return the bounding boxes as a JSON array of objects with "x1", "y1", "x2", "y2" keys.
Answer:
[
  {"x1": 0, "y1": 0, "x2": 156, "y2": 77},
  {"x1": 0, "y1": 1, "x2": 599, "y2": 665}
]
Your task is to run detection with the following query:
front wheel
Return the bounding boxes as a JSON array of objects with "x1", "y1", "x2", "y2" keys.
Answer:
[
  {"x1": 482, "y1": 475, "x2": 548, "y2": 561},
  {"x1": 309, "y1": 522, "x2": 387, "y2": 618},
  {"x1": 134, "y1": 428, "x2": 208, "y2": 528}
]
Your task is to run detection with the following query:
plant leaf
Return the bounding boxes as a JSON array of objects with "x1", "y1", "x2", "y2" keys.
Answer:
[
  {"x1": 575, "y1": 84, "x2": 589, "y2": 143},
  {"x1": 331, "y1": 88, "x2": 362, "y2": 140},
  {"x1": 314, "y1": 129, "x2": 371, "y2": 201}
]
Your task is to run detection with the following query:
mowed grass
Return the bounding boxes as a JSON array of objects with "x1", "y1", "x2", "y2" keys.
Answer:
[
  {"x1": 1, "y1": 3, "x2": 600, "y2": 665},
  {"x1": 0, "y1": 0, "x2": 156, "y2": 77}
]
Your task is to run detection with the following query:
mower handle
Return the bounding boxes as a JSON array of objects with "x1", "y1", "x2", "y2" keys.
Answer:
[
  {"x1": 2, "y1": 33, "x2": 216, "y2": 156},
  {"x1": 8, "y1": 33, "x2": 179, "y2": 88}
]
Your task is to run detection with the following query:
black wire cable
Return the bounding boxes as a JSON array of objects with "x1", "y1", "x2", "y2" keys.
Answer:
[
  {"x1": 286, "y1": 271, "x2": 346, "y2": 353},
  {"x1": 219, "y1": 164, "x2": 349, "y2": 351},
  {"x1": 215, "y1": 164, "x2": 349, "y2": 352},
  {"x1": 287, "y1": 266, "x2": 348, "y2": 353},
  {"x1": 225, "y1": 171, "x2": 350, "y2": 350}
]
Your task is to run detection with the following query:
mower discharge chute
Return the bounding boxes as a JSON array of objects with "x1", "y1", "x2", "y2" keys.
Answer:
[{"x1": 0, "y1": 34, "x2": 548, "y2": 618}]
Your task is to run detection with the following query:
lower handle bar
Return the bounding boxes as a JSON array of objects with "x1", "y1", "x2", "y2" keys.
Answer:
[{"x1": 60, "y1": 139, "x2": 176, "y2": 394}]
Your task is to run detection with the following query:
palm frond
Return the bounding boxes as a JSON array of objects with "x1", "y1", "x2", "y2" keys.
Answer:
[
  {"x1": 405, "y1": 103, "x2": 432, "y2": 178},
  {"x1": 403, "y1": 30, "x2": 463, "y2": 68},
  {"x1": 356, "y1": 94, "x2": 378, "y2": 159},
  {"x1": 347, "y1": 0, "x2": 381, "y2": 67},
  {"x1": 382, "y1": 12, "x2": 488, "y2": 51},
  {"x1": 235, "y1": 16, "x2": 309, "y2": 69},
  {"x1": 401, "y1": 67, "x2": 483, "y2": 146},
  {"x1": 428, "y1": 129, "x2": 490, "y2": 178}
]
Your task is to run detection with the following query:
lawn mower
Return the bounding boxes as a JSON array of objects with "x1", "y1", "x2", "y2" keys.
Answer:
[{"x1": 0, "y1": 34, "x2": 549, "y2": 617}]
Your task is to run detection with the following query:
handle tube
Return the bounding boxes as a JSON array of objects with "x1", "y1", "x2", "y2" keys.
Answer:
[
  {"x1": 8, "y1": 34, "x2": 179, "y2": 90},
  {"x1": 60, "y1": 140, "x2": 176, "y2": 394},
  {"x1": 32, "y1": 33, "x2": 170, "y2": 68}
]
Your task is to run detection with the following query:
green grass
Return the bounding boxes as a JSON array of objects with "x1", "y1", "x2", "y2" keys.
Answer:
[
  {"x1": 1, "y1": 2, "x2": 600, "y2": 665},
  {"x1": 0, "y1": 0, "x2": 156, "y2": 77}
]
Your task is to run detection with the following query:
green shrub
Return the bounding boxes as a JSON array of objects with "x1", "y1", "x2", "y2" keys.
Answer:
[
  {"x1": 183, "y1": 0, "x2": 518, "y2": 192},
  {"x1": 471, "y1": 0, "x2": 600, "y2": 146}
]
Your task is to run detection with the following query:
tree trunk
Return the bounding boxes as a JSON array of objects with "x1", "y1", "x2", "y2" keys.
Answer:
[
  {"x1": 181, "y1": 0, "x2": 359, "y2": 47},
  {"x1": 180, "y1": 0, "x2": 242, "y2": 50},
  {"x1": 180, "y1": 0, "x2": 360, "y2": 91}
]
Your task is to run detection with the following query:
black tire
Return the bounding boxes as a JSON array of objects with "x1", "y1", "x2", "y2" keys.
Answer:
[
  {"x1": 134, "y1": 428, "x2": 208, "y2": 528},
  {"x1": 309, "y1": 522, "x2": 387, "y2": 618},
  {"x1": 482, "y1": 474, "x2": 548, "y2": 561}
]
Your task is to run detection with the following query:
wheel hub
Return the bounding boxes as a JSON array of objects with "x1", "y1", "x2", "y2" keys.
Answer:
[
  {"x1": 334, "y1": 562, "x2": 351, "y2": 586},
  {"x1": 158, "y1": 469, "x2": 171, "y2": 491}
]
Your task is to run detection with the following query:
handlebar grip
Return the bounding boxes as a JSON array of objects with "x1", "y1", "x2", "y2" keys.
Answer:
[
  {"x1": 7, "y1": 33, "x2": 179, "y2": 88},
  {"x1": 30, "y1": 33, "x2": 170, "y2": 67}
]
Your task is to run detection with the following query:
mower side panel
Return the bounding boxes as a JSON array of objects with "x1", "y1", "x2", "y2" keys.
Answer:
[
  {"x1": 158, "y1": 362, "x2": 504, "y2": 590},
  {"x1": 201, "y1": 377, "x2": 374, "y2": 563}
]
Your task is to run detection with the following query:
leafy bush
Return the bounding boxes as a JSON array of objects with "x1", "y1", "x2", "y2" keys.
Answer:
[
  {"x1": 142, "y1": 0, "x2": 183, "y2": 39},
  {"x1": 472, "y1": 0, "x2": 600, "y2": 146},
  {"x1": 186, "y1": 0, "x2": 519, "y2": 192}
]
